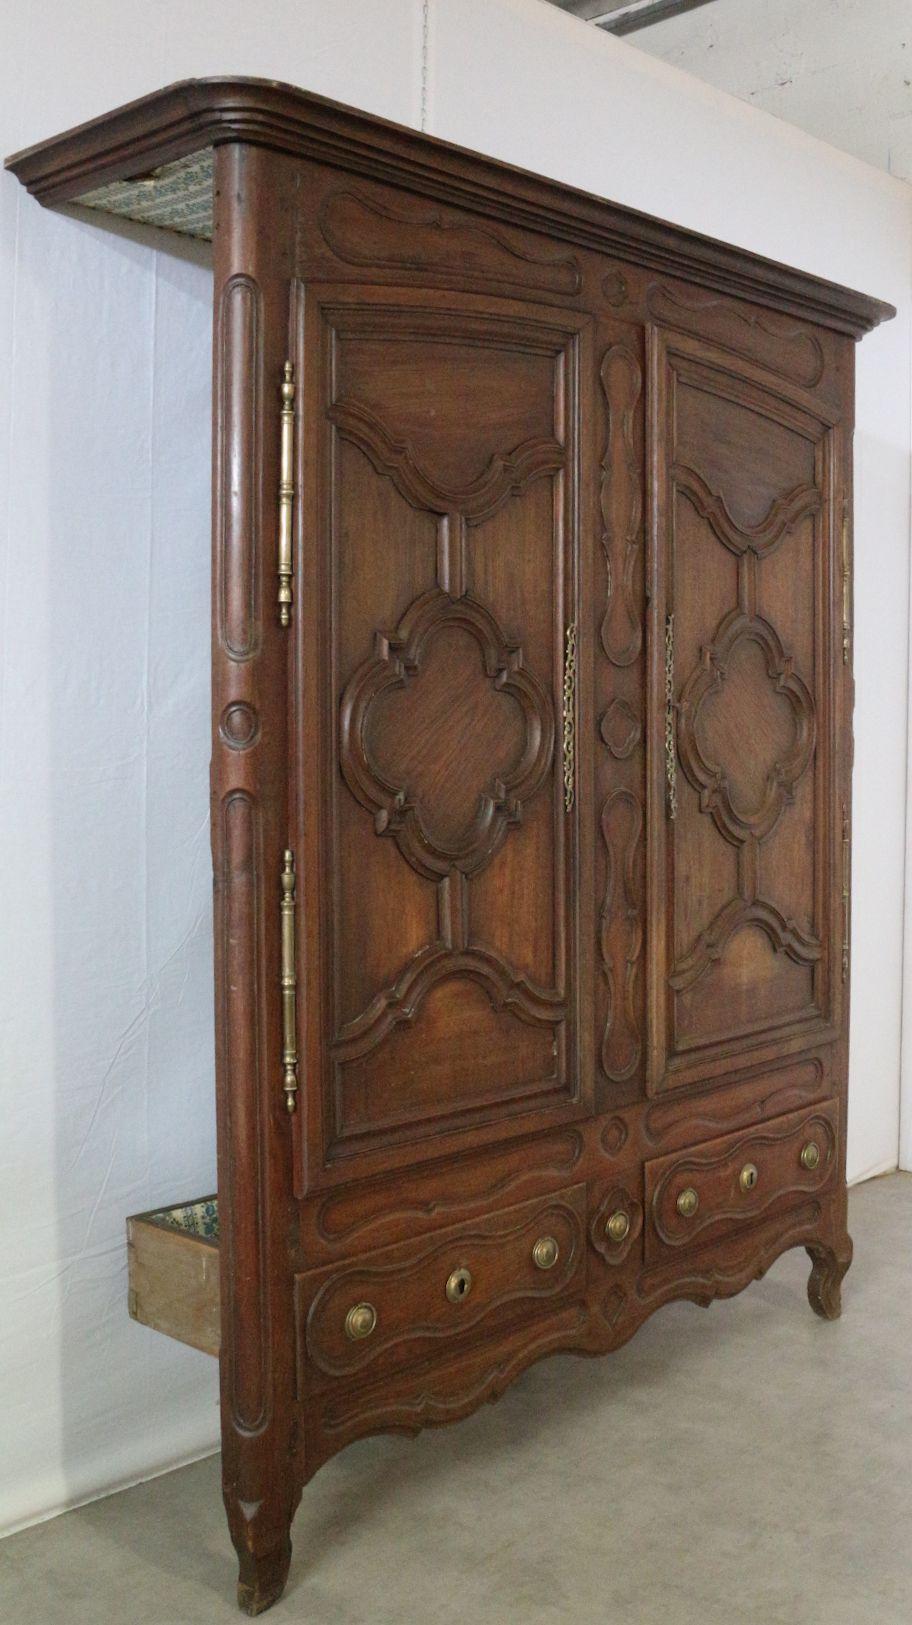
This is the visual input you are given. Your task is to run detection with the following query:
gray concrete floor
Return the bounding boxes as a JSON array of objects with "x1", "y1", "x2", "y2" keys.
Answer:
[{"x1": 2, "y1": 1173, "x2": 911, "y2": 1625}]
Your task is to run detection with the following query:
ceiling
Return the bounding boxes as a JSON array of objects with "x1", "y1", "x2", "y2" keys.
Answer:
[
  {"x1": 543, "y1": 0, "x2": 912, "y2": 181},
  {"x1": 546, "y1": 1, "x2": 717, "y2": 35}
]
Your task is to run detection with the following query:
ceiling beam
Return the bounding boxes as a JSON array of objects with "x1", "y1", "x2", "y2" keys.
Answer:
[{"x1": 547, "y1": 0, "x2": 718, "y2": 35}]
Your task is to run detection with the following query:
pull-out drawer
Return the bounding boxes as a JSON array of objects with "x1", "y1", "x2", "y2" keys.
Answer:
[
  {"x1": 644, "y1": 1100, "x2": 838, "y2": 1263},
  {"x1": 295, "y1": 1184, "x2": 587, "y2": 1394},
  {"x1": 127, "y1": 1198, "x2": 220, "y2": 1356}
]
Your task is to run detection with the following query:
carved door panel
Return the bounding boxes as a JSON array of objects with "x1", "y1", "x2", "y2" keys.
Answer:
[
  {"x1": 647, "y1": 325, "x2": 842, "y2": 1091},
  {"x1": 293, "y1": 284, "x2": 593, "y2": 1191}
]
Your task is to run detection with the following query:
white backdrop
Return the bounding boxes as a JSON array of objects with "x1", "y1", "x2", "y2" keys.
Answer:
[{"x1": 1, "y1": 0, "x2": 909, "y2": 1537}]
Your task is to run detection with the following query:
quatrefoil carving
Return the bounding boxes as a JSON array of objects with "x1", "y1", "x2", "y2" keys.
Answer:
[
  {"x1": 340, "y1": 587, "x2": 555, "y2": 879},
  {"x1": 677, "y1": 609, "x2": 816, "y2": 845}
]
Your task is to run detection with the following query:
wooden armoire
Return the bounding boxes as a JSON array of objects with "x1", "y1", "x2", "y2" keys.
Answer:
[{"x1": 7, "y1": 79, "x2": 893, "y2": 1615}]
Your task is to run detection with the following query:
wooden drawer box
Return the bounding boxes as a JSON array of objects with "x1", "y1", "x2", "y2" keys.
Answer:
[
  {"x1": 644, "y1": 1101, "x2": 839, "y2": 1262},
  {"x1": 127, "y1": 1198, "x2": 220, "y2": 1356},
  {"x1": 295, "y1": 1185, "x2": 587, "y2": 1394}
]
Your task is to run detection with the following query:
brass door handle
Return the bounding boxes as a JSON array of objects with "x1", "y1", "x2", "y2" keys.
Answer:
[
  {"x1": 676, "y1": 1187, "x2": 699, "y2": 1218},
  {"x1": 606, "y1": 1210, "x2": 630, "y2": 1243},
  {"x1": 800, "y1": 1142, "x2": 821, "y2": 1171}
]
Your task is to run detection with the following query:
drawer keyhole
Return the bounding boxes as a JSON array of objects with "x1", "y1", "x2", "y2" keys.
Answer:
[
  {"x1": 739, "y1": 1163, "x2": 759, "y2": 1193},
  {"x1": 446, "y1": 1266, "x2": 473, "y2": 1303}
]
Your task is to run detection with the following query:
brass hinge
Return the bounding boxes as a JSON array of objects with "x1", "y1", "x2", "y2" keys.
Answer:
[
  {"x1": 562, "y1": 622, "x2": 577, "y2": 813},
  {"x1": 665, "y1": 612, "x2": 677, "y2": 821},
  {"x1": 277, "y1": 361, "x2": 295, "y2": 627},
  {"x1": 842, "y1": 504, "x2": 851, "y2": 665},
  {"x1": 842, "y1": 804, "x2": 850, "y2": 981},
  {"x1": 280, "y1": 849, "x2": 299, "y2": 1113}
]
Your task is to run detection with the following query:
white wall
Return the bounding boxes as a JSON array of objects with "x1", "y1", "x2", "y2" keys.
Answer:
[
  {"x1": 624, "y1": 0, "x2": 912, "y2": 182},
  {"x1": 1, "y1": 0, "x2": 908, "y2": 1537}
]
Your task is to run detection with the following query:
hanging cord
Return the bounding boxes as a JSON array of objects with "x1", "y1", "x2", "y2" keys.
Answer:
[{"x1": 420, "y1": 0, "x2": 430, "y2": 131}]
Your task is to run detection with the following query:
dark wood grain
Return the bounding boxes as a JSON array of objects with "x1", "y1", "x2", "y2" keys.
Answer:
[{"x1": 5, "y1": 79, "x2": 880, "y2": 1615}]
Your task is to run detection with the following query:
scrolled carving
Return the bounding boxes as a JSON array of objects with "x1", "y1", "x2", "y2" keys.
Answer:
[
  {"x1": 643, "y1": 1059, "x2": 825, "y2": 1146},
  {"x1": 330, "y1": 399, "x2": 565, "y2": 526},
  {"x1": 677, "y1": 608, "x2": 816, "y2": 845},
  {"x1": 649, "y1": 1110, "x2": 836, "y2": 1251},
  {"x1": 670, "y1": 895, "x2": 821, "y2": 992},
  {"x1": 590, "y1": 1186, "x2": 643, "y2": 1266},
  {"x1": 599, "y1": 789, "x2": 643, "y2": 1083},
  {"x1": 339, "y1": 587, "x2": 554, "y2": 881},
  {"x1": 647, "y1": 283, "x2": 826, "y2": 388},
  {"x1": 335, "y1": 941, "x2": 562, "y2": 1059},
  {"x1": 598, "y1": 344, "x2": 643, "y2": 667},
  {"x1": 303, "y1": 1195, "x2": 584, "y2": 1379},
  {"x1": 320, "y1": 1306, "x2": 590, "y2": 1440},
  {"x1": 600, "y1": 697, "x2": 641, "y2": 760},
  {"x1": 319, "y1": 189, "x2": 582, "y2": 295},
  {"x1": 315, "y1": 1132, "x2": 584, "y2": 1246},
  {"x1": 636, "y1": 1202, "x2": 823, "y2": 1309},
  {"x1": 675, "y1": 465, "x2": 820, "y2": 559}
]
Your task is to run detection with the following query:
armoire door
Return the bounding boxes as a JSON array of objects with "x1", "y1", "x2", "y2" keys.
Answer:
[
  {"x1": 647, "y1": 323, "x2": 844, "y2": 1091},
  {"x1": 292, "y1": 283, "x2": 594, "y2": 1191}
]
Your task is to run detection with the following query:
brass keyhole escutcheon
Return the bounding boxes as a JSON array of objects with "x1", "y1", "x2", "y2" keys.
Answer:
[
  {"x1": 606, "y1": 1210, "x2": 630, "y2": 1244},
  {"x1": 739, "y1": 1163, "x2": 759, "y2": 1193},
  {"x1": 532, "y1": 1235, "x2": 560, "y2": 1271},
  {"x1": 446, "y1": 1266, "x2": 473, "y2": 1303},
  {"x1": 676, "y1": 1187, "x2": 699, "y2": 1218},
  {"x1": 801, "y1": 1141, "x2": 821, "y2": 1171},
  {"x1": 344, "y1": 1302, "x2": 377, "y2": 1341}
]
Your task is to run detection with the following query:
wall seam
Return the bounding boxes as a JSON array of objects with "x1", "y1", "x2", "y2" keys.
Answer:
[{"x1": 898, "y1": 222, "x2": 912, "y2": 1172}]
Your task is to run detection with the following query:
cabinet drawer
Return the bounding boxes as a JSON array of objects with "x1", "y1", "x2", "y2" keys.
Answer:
[
  {"x1": 644, "y1": 1100, "x2": 838, "y2": 1262},
  {"x1": 126, "y1": 1197, "x2": 220, "y2": 1355},
  {"x1": 296, "y1": 1184, "x2": 586, "y2": 1391}
]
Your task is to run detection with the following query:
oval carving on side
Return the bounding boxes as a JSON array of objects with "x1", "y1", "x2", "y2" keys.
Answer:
[
  {"x1": 219, "y1": 701, "x2": 261, "y2": 751},
  {"x1": 217, "y1": 274, "x2": 262, "y2": 661},
  {"x1": 221, "y1": 790, "x2": 270, "y2": 1434}
]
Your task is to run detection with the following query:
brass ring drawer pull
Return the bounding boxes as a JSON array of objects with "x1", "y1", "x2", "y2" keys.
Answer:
[
  {"x1": 801, "y1": 1141, "x2": 821, "y2": 1170},
  {"x1": 532, "y1": 1235, "x2": 560, "y2": 1270},
  {"x1": 344, "y1": 1302, "x2": 377, "y2": 1341},
  {"x1": 676, "y1": 1187, "x2": 699, "y2": 1218},
  {"x1": 606, "y1": 1210, "x2": 630, "y2": 1244},
  {"x1": 739, "y1": 1163, "x2": 759, "y2": 1193},
  {"x1": 446, "y1": 1266, "x2": 473, "y2": 1303}
]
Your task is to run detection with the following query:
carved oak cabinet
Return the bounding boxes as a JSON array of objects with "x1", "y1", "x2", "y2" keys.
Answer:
[{"x1": 7, "y1": 79, "x2": 893, "y2": 1615}]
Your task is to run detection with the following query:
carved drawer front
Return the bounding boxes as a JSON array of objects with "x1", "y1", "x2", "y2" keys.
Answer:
[
  {"x1": 296, "y1": 1184, "x2": 586, "y2": 1392},
  {"x1": 644, "y1": 1100, "x2": 838, "y2": 1262}
]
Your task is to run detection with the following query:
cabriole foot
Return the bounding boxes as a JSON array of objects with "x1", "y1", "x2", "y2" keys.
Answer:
[
  {"x1": 236, "y1": 1536, "x2": 292, "y2": 1617},
  {"x1": 806, "y1": 1237, "x2": 852, "y2": 1321}
]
